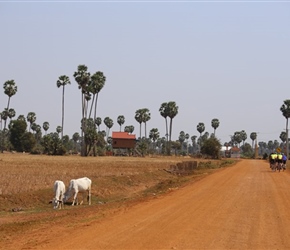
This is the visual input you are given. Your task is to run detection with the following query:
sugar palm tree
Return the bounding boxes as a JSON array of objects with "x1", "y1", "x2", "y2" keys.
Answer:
[
  {"x1": 142, "y1": 109, "x2": 150, "y2": 139},
  {"x1": 117, "y1": 115, "x2": 125, "y2": 131},
  {"x1": 124, "y1": 125, "x2": 134, "y2": 134},
  {"x1": 43, "y1": 121, "x2": 50, "y2": 135},
  {"x1": 3, "y1": 80, "x2": 17, "y2": 130},
  {"x1": 211, "y1": 118, "x2": 220, "y2": 137},
  {"x1": 56, "y1": 75, "x2": 71, "y2": 140},
  {"x1": 135, "y1": 109, "x2": 143, "y2": 139},
  {"x1": 27, "y1": 112, "x2": 36, "y2": 132},
  {"x1": 240, "y1": 130, "x2": 247, "y2": 147},
  {"x1": 56, "y1": 126, "x2": 62, "y2": 137},
  {"x1": 95, "y1": 117, "x2": 102, "y2": 131},
  {"x1": 149, "y1": 128, "x2": 160, "y2": 153},
  {"x1": 88, "y1": 71, "x2": 106, "y2": 121},
  {"x1": 197, "y1": 122, "x2": 205, "y2": 152},
  {"x1": 250, "y1": 132, "x2": 257, "y2": 149},
  {"x1": 167, "y1": 101, "x2": 178, "y2": 142},
  {"x1": 280, "y1": 99, "x2": 290, "y2": 158},
  {"x1": 159, "y1": 102, "x2": 169, "y2": 142},
  {"x1": 104, "y1": 117, "x2": 113, "y2": 138},
  {"x1": 73, "y1": 65, "x2": 91, "y2": 156}
]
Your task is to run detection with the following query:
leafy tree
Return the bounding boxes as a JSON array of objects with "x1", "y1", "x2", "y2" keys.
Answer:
[
  {"x1": 280, "y1": 99, "x2": 290, "y2": 157},
  {"x1": 200, "y1": 137, "x2": 221, "y2": 159},
  {"x1": 56, "y1": 75, "x2": 71, "y2": 139},
  {"x1": 117, "y1": 115, "x2": 125, "y2": 131},
  {"x1": 178, "y1": 131, "x2": 186, "y2": 150},
  {"x1": 241, "y1": 142, "x2": 254, "y2": 158},
  {"x1": 9, "y1": 119, "x2": 27, "y2": 152},
  {"x1": 211, "y1": 118, "x2": 220, "y2": 137}
]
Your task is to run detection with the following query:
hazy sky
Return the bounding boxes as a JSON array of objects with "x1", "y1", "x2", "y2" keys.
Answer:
[{"x1": 1, "y1": 1, "x2": 290, "y2": 145}]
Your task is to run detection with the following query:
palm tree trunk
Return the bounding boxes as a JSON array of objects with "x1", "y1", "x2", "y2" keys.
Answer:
[
  {"x1": 286, "y1": 118, "x2": 289, "y2": 159},
  {"x1": 61, "y1": 86, "x2": 65, "y2": 140}
]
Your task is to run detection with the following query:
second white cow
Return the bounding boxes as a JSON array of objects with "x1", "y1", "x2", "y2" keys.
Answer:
[
  {"x1": 63, "y1": 177, "x2": 92, "y2": 206},
  {"x1": 52, "y1": 180, "x2": 66, "y2": 209}
]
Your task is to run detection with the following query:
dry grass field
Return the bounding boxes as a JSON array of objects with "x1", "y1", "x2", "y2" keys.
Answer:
[
  {"x1": 0, "y1": 153, "x2": 236, "y2": 249},
  {"x1": 0, "y1": 153, "x2": 229, "y2": 212}
]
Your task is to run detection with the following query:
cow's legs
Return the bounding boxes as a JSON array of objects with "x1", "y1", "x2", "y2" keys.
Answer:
[
  {"x1": 72, "y1": 192, "x2": 78, "y2": 206},
  {"x1": 88, "y1": 189, "x2": 91, "y2": 205}
]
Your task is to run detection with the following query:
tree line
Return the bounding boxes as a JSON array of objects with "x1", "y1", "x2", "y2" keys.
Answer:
[{"x1": 1, "y1": 66, "x2": 290, "y2": 158}]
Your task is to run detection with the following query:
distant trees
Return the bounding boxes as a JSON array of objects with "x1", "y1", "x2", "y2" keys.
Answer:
[{"x1": 280, "y1": 99, "x2": 290, "y2": 157}]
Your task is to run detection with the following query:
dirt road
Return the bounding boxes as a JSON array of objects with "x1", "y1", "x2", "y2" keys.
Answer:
[{"x1": 6, "y1": 159, "x2": 290, "y2": 249}]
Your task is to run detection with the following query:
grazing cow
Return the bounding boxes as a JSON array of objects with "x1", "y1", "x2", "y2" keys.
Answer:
[
  {"x1": 52, "y1": 180, "x2": 66, "y2": 209},
  {"x1": 63, "y1": 177, "x2": 92, "y2": 206}
]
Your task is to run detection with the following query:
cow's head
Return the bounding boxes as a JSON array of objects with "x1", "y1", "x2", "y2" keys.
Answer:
[{"x1": 52, "y1": 198, "x2": 62, "y2": 209}]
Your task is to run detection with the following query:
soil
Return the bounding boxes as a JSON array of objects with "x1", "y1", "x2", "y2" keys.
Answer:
[{"x1": 2, "y1": 159, "x2": 290, "y2": 250}]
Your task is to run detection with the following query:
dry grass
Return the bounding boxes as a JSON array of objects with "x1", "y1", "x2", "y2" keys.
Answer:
[{"x1": 0, "y1": 153, "x2": 205, "y2": 212}]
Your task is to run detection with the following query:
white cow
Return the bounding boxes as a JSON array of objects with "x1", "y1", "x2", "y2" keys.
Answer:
[
  {"x1": 52, "y1": 180, "x2": 66, "y2": 209},
  {"x1": 63, "y1": 177, "x2": 92, "y2": 206}
]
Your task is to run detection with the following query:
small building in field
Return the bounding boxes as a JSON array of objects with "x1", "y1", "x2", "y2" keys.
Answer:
[
  {"x1": 112, "y1": 132, "x2": 136, "y2": 149},
  {"x1": 230, "y1": 146, "x2": 241, "y2": 158}
]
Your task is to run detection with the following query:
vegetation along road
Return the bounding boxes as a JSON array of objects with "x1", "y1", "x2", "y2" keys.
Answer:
[{"x1": 2, "y1": 158, "x2": 290, "y2": 249}]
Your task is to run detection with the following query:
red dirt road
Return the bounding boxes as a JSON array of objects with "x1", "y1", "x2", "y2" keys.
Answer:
[{"x1": 7, "y1": 159, "x2": 290, "y2": 249}]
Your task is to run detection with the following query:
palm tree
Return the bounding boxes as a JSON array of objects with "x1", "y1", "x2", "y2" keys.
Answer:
[
  {"x1": 159, "y1": 102, "x2": 169, "y2": 142},
  {"x1": 185, "y1": 133, "x2": 189, "y2": 154},
  {"x1": 8, "y1": 108, "x2": 16, "y2": 121},
  {"x1": 211, "y1": 118, "x2": 220, "y2": 137},
  {"x1": 17, "y1": 115, "x2": 26, "y2": 122},
  {"x1": 43, "y1": 122, "x2": 50, "y2": 135},
  {"x1": 142, "y1": 108, "x2": 151, "y2": 138},
  {"x1": 233, "y1": 131, "x2": 242, "y2": 147},
  {"x1": 135, "y1": 109, "x2": 143, "y2": 139},
  {"x1": 149, "y1": 128, "x2": 160, "y2": 153},
  {"x1": 117, "y1": 115, "x2": 125, "y2": 131},
  {"x1": 197, "y1": 122, "x2": 205, "y2": 152},
  {"x1": 167, "y1": 101, "x2": 178, "y2": 142},
  {"x1": 250, "y1": 132, "x2": 257, "y2": 149},
  {"x1": 280, "y1": 99, "x2": 290, "y2": 158},
  {"x1": 124, "y1": 125, "x2": 134, "y2": 134},
  {"x1": 56, "y1": 75, "x2": 71, "y2": 140},
  {"x1": 95, "y1": 117, "x2": 102, "y2": 131},
  {"x1": 178, "y1": 131, "x2": 186, "y2": 151},
  {"x1": 280, "y1": 131, "x2": 287, "y2": 151},
  {"x1": 56, "y1": 126, "x2": 62, "y2": 137},
  {"x1": 88, "y1": 71, "x2": 106, "y2": 121},
  {"x1": 27, "y1": 112, "x2": 36, "y2": 132},
  {"x1": 72, "y1": 132, "x2": 80, "y2": 152},
  {"x1": 73, "y1": 65, "x2": 91, "y2": 156},
  {"x1": 104, "y1": 117, "x2": 113, "y2": 138},
  {"x1": 240, "y1": 130, "x2": 247, "y2": 147},
  {"x1": 3, "y1": 80, "x2": 17, "y2": 130}
]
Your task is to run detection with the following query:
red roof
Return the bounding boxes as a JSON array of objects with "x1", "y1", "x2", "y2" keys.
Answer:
[{"x1": 112, "y1": 132, "x2": 136, "y2": 140}]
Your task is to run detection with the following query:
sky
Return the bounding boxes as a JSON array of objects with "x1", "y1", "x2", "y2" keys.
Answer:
[{"x1": 1, "y1": 0, "x2": 290, "y2": 145}]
